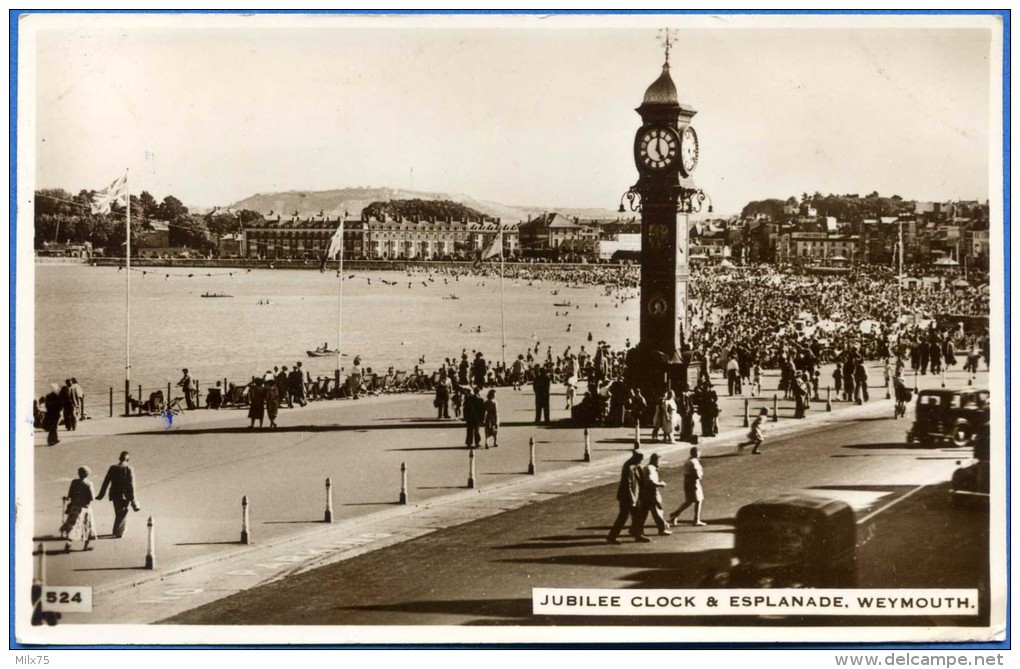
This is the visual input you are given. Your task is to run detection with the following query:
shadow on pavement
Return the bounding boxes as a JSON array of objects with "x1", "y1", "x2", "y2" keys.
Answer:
[
  {"x1": 343, "y1": 597, "x2": 533, "y2": 622},
  {"x1": 174, "y1": 541, "x2": 245, "y2": 546},
  {"x1": 388, "y1": 446, "x2": 470, "y2": 452},
  {"x1": 842, "y1": 442, "x2": 945, "y2": 451}
]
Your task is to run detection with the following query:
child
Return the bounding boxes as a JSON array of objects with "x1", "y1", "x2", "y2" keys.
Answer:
[
  {"x1": 452, "y1": 389, "x2": 463, "y2": 420},
  {"x1": 751, "y1": 363, "x2": 762, "y2": 397},
  {"x1": 738, "y1": 408, "x2": 767, "y2": 455}
]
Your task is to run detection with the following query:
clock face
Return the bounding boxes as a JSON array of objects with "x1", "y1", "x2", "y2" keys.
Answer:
[
  {"x1": 680, "y1": 125, "x2": 699, "y2": 176},
  {"x1": 648, "y1": 295, "x2": 669, "y2": 317},
  {"x1": 636, "y1": 126, "x2": 679, "y2": 171}
]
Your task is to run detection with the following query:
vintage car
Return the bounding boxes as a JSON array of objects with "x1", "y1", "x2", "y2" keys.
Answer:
[
  {"x1": 950, "y1": 423, "x2": 990, "y2": 507},
  {"x1": 907, "y1": 388, "x2": 989, "y2": 447},
  {"x1": 703, "y1": 495, "x2": 857, "y2": 588}
]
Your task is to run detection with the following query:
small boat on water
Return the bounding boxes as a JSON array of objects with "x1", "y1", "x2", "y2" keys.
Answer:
[
  {"x1": 442, "y1": 294, "x2": 461, "y2": 300},
  {"x1": 307, "y1": 349, "x2": 339, "y2": 357},
  {"x1": 201, "y1": 292, "x2": 234, "y2": 298},
  {"x1": 553, "y1": 301, "x2": 573, "y2": 307}
]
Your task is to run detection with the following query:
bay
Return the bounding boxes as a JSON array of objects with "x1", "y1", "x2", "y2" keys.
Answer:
[{"x1": 33, "y1": 265, "x2": 640, "y2": 407}]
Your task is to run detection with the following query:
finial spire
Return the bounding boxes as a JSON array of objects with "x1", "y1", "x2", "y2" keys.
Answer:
[{"x1": 658, "y1": 27, "x2": 674, "y2": 66}]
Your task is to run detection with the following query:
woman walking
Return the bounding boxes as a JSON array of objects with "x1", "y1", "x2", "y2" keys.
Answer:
[
  {"x1": 668, "y1": 447, "x2": 707, "y2": 527},
  {"x1": 264, "y1": 378, "x2": 280, "y2": 429},
  {"x1": 60, "y1": 466, "x2": 97, "y2": 552},
  {"x1": 247, "y1": 378, "x2": 266, "y2": 429}
]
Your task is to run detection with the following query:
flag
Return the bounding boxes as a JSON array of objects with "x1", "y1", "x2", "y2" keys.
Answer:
[
  {"x1": 480, "y1": 231, "x2": 502, "y2": 261},
  {"x1": 325, "y1": 221, "x2": 345, "y2": 260},
  {"x1": 90, "y1": 174, "x2": 128, "y2": 215}
]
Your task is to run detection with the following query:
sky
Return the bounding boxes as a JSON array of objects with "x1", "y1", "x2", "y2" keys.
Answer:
[{"x1": 27, "y1": 15, "x2": 995, "y2": 215}]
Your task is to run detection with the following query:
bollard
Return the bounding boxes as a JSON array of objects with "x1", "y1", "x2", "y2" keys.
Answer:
[
  {"x1": 743, "y1": 399, "x2": 750, "y2": 427},
  {"x1": 825, "y1": 386, "x2": 832, "y2": 412},
  {"x1": 528, "y1": 437, "x2": 536, "y2": 475},
  {"x1": 885, "y1": 379, "x2": 891, "y2": 400},
  {"x1": 324, "y1": 477, "x2": 334, "y2": 523},
  {"x1": 145, "y1": 517, "x2": 155, "y2": 569},
  {"x1": 468, "y1": 449, "x2": 476, "y2": 489},
  {"x1": 771, "y1": 394, "x2": 779, "y2": 422},
  {"x1": 240, "y1": 496, "x2": 251, "y2": 545},
  {"x1": 399, "y1": 463, "x2": 408, "y2": 505},
  {"x1": 941, "y1": 368, "x2": 946, "y2": 389},
  {"x1": 167, "y1": 382, "x2": 172, "y2": 405},
  {"x1": 109, "y1": 387, "x2": 114, "y2": 418},
  {"x1": 138, "y1": 385, "x2": 142, "y2": 406},
  {"x1": 913, "y1": 369, "x2": 919, "y2": 392},
  {"x1": 968, "y1": 370, "x2": 974, "y2": 386},
  {"x1": 632, "y1": 422, "x2": 640, "y2": 449},
  {"x1": 35, "y1": 542, "x2": 46, "y2": 585},
  {"x1": 584, "y1": 428, "x2": 592, "y2": 462}
]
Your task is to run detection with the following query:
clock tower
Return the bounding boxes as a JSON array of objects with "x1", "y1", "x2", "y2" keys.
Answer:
[{"x1": 623, "y1": 48, "x2": 707, "y2": 407}]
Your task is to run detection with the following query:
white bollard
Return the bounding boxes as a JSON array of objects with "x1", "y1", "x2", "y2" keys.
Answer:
[
  {"x1": 35, "y1": 542, "x2": 46, "y2": 585},
  {"x1": 584, "y1": 428, "x2": 592, "y2": 462},
  {"x1": 468, "y1": 449, "x2": 476, "y2": 489},
  {"x1": 145, "y1": 517, "x2": 155, "y2": 569},
  {"x1": 399, "y1": 463, "x2": 408, "y2": 505},
  {"x1": 324, "y1": 477, "x2": 334, "y2": 523},
  {"x1": 240, "y1": 496, "x2": 251, "y2": 545}
]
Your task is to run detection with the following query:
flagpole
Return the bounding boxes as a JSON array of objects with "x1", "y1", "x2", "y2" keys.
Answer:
[
  {"x1": 124, "y1": 169, "x2": 131, "y2": 415},
  {"x1": 336, "y1": 216, "x2": 345, "y2": 390},
  {"x1": 499, "y1": 229, "x2": 506, "y2": 367}
]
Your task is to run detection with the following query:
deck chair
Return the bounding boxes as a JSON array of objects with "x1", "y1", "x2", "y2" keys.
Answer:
[{"x1": 389, "y1": 370, "x2": 408, "y2": 392}]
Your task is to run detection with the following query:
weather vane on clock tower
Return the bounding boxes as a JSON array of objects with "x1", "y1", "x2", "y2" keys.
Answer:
[{"x1": 659, "y1": 27, "x2": 674, "y2": 65}]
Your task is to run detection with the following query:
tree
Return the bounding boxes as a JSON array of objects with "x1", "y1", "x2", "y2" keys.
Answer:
[
  {"x1": 157, "y1": 195, "x2": 188, "y2": 221},
  {"x1": 137, "y1": 191, "x2": 158, "y2": 220}
]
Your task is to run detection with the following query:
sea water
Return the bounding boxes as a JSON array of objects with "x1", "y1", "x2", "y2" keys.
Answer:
[{"x1": 33, "y1": 264, "x2": 640, "y2": 403}]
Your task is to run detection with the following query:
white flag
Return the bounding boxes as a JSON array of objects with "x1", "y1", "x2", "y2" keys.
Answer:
[
  {"x1": 325, "y1": 220, "x2": 345, "y2": 260},
  {"x1": 480, "y1": 230, "x2": 502, "y2": 260},
  {"x1": 90, "y1": 174, "x2": 128, "y2": 215}
]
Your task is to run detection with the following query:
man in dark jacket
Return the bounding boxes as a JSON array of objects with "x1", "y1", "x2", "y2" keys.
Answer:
[
  {"x1": 471, "y1": 352, "x2": 487, "y2": 388},
  {"x1": 44, "y1": 384, "x2": 62, "y2": 446},
  {"x1": 607, "y1": 450, "x2": 649, "y2": 544},
  {"x1": 289, "y1": 362, "x2": 307, "y2": 407},
  {"x1": 97, "y1": 451, "x2": 139, "y2": 538},
  {"x1": 463, "y1": 387, "x2": 485, "y2": 449},
  {"x1": 277, "y1": 366, "x2": 291, "y2": 408},
  {"x1": 533, "y1": 367, "x2": 551, "y2": 424}
]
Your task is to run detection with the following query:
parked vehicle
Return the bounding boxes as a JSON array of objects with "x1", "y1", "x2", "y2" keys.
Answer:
[
  {"x1": 703, "y1": 495, "x2": 856, "y2": 588},
  {"x1": 950, "y1": 422, "x2": 990, "y2": 507},
  {"x1": 907, "y1": 388, "x2": 989, "y2": 447}
]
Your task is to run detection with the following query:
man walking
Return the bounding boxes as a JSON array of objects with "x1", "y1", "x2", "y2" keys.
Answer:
[
  {"x1": 96, "y1": 451, "x2": 140, "y2": 538},
  {"x1": 607, "y1": 450, "x2": 649, "y2": 544},
  {"x1": 177, "y1": 368, "x2": 195, "y2": 410},
  {"x1": 533, "y1": 366, "x2": 551, "y2": 424},
  {"x1": 463, "y1": 387, "x2": 485, "y2": 449},
  {"x1": 638, "y1": 453, "x2": 671, "y2": 536},
  {"x1": 44, "y1": 384, "x2": 62, "y2": 446},
  {"x1": 289, "y1": 362, "x2": 307, "y2": 407},
  {"x1": 277, "y1": 366, "x2": 291, "y2": 408}
]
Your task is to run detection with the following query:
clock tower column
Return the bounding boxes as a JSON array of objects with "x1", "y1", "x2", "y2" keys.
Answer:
[{"x1": 623, "y1": 58, "x2": 706, "y2": 410}]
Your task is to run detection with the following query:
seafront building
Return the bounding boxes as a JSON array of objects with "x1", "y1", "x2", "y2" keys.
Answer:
[{"x1": 239, "y1": 213, "x2": 519, "y2": 260}]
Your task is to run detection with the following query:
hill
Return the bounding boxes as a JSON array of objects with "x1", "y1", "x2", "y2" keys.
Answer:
[{"x1": 228, "y1": 187, "x2": 618, "y2": 222}]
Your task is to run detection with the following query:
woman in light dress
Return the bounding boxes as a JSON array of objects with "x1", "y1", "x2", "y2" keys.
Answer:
[
  {"x1": 652, "y1": 390, "x2": 679, "y2": 443},
  {"x1": 60, "y1": 466, "x2": 97, "y2": 552}
]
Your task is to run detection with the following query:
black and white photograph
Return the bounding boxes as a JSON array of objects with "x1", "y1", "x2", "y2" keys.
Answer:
[{"x1": 13, "y1": 11, "x2": 1007, "y2": 647}]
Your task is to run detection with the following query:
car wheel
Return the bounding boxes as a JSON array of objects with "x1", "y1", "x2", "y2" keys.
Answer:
[{"x1": 952, "y1": 422, "x2": 973, "y2": 447}]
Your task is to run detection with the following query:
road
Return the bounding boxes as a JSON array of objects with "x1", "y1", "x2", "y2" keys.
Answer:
[{"x1": 165, "y1": 414, "x2": 989, "y2": 628}]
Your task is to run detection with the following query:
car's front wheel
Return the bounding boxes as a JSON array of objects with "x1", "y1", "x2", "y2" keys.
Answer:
[{"x1": 952, "y1": 421, "x2": 973, "y2": 447}]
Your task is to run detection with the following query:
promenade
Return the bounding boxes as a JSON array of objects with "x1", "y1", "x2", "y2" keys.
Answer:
[{"x1": 28, "y1": 363, "x2": 987, "y2": 626}]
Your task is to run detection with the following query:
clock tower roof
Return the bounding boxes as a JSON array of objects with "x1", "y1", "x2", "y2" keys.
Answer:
[{"x1": 642, "y1": 63, "x2": 678, "y2": 105}]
